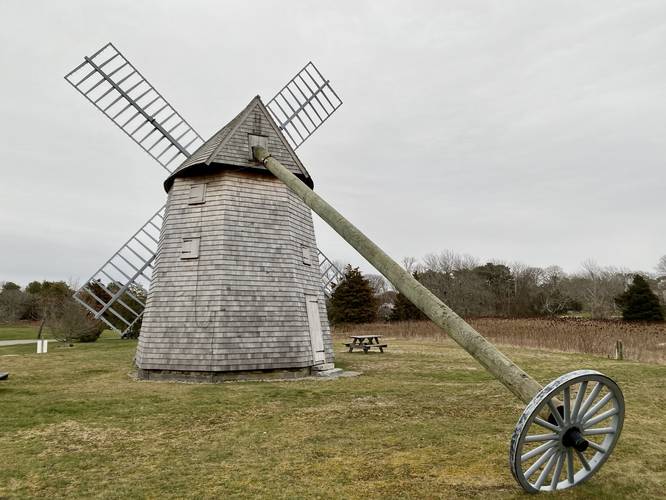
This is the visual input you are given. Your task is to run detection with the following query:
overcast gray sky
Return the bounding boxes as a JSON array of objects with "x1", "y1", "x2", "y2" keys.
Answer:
[{"x1": 1, "y1": 0, "x2": 665, "y2": 286}]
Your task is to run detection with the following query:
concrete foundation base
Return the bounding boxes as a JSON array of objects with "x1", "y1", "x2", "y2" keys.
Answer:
[{"x1": 136, "y1": 366, "x2": 314, "y2": 383}]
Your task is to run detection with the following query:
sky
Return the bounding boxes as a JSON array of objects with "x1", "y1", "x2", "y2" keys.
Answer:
[{"x1": 1, "y1": 0, "x2": 665, "y2": 286}]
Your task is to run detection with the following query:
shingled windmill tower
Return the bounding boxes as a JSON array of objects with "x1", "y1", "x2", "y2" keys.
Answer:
[
  {"x1": 65, "y1": 44, "x2": 344, "y2": 380},
  {"x1": 137, "y1": 97, "x2": 334, "y2": 380}
]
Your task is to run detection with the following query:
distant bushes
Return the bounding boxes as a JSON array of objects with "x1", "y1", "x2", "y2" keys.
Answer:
[{"x1": 0, "y1": 280, "x2": 104, "y2": 342}]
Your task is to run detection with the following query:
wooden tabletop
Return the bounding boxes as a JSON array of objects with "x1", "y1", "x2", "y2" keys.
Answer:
[{"x1": 350, "y1": 335, "x2": 382, "y2": 339}]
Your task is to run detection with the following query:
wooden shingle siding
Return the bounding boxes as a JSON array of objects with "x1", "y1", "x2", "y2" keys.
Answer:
[
  {"x1": 136, "y1": 170, "x2": 334, "y2": 374},
  {"x1": 165, "y1": 97, "x2": 311, "y2": 192}
]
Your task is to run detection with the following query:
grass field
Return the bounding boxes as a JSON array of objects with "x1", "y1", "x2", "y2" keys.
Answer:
[
  {"x1": 1, "y1": 328, "x2": 665, "y2": 499},
  {"x1": 0, "y1": 323, "x2": 50, "y2": 341}
]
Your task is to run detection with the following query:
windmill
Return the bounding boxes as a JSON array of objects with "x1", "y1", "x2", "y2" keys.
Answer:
[
  {"x1": 65, "y1": 43, "x2": 343, "y2": 334},
  {"x1": 65, "y1": 43, "x2": 344, "y2": 379}
]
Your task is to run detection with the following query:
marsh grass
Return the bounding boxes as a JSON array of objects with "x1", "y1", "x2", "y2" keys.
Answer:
[
  {"x1": 336, "y1": 318, "x2": 666, "y2": 364},
  {"x1": 1, "y1": 328, "x2": 665, "y2": 498}
]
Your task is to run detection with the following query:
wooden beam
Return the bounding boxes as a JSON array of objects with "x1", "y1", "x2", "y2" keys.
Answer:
[{"x1": 253, "y1": 146, "x2": 543, "y2": 405}]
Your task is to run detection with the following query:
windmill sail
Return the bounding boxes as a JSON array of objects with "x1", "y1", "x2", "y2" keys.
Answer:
[
  {"x1": 65, "y1": 42, "x2": 203, "y2": 173},
  {"x1": 73, "y1": 206, "x2": 165, "y2": 336},
  {"x1": 266, "y1": 62, "x2": 343, "y2": 150}
]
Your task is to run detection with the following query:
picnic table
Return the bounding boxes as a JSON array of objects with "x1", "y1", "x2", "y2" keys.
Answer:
[{"x1": 344, "y1": 335, "x2": 387, "y2": 353}]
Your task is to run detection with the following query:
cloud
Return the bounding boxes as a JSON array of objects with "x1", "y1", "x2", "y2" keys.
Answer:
[{"x1": 1, "y1": 0, "x2": 665, "y2": 286}]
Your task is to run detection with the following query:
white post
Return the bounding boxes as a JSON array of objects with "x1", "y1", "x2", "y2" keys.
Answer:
[{"x1": 36, "y1": 339, "x2": 48, "y2": 354}]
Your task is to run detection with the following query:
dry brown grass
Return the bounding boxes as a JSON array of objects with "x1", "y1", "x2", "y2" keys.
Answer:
[
  {"x1": 334, "y1": 318, "x2": 666, "y2": 364},
  {"x1": 2, "y1": 331, "x2": 665, "y2": 498}
]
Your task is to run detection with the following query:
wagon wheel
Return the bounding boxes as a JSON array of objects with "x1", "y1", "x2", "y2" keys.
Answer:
[{"x1": 510, "y1": 370, "x2": 624, "y2": 493}]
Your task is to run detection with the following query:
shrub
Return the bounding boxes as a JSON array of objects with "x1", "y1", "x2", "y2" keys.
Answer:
[
  {"x1": 615, "y1": 275, "x2": 664, "y2": 322},
  {"x1": 328, "y1": 266, "x2": 377, "y2": 325},
  {"x1": 48, "y1": 299, "x2": 105, "y2": 343},
  {"x1": 389, "y1": 272, "x2": 426, "y2": 321}
]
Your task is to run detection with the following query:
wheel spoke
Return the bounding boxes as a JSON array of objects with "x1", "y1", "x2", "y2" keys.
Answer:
[
  {"x1": 584, "y1": 407, "x2": 619, "y2": 428},
  {"x1": 535, "y1": 449, "x2": 559, "y2": 489},
  {"x1": 577, "y1": 382, "x2": 602, "y2": 422},
  {"x1": 566, "y1": 448, "x2": 575, "y2": 484},
  {"x1": 576, "y1": 449, "x2": 591, "y2": 471},
  {"x1": 582, "y1": 392, "x2": 613, "y2": 422},
  {"x1": 525, "y1": 446, "x2": 558, "y2": 480},
  {"x1": 563, "y1": 386, "x2": 571, "y2": 425},
  {"x1": 521, "y1": 440, "x2": 558, "y2": 462},
  {"x1": 534, "y1": 417, "x2": 559, "y2": 432},
  {"x1": 547, "y1": 400, "x2": 565, "y2": 427},
  {"x1": 524, "y1": 433, "x2": 559, "y2": 443},
  {"x1": 571, "y1": 381, "x2": 588, "y2": 422},
  {"x1": 587, "y1": 440, "x2": 607, "y2": 453},
  {"x1": 550, "y1": 450, "x2": 565, "y2": 491},
  {"x1": 582, "y1": 426, "x2": 615, "y2": 436}
]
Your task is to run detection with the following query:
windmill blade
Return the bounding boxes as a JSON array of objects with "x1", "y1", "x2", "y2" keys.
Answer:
[
  {"x1": 65, "y1": 43, "x2": 204, "y2": 173},
  {"x1": 318, "y1": 249, "x2": 343, "y2": 298},
  {"x1": 74, "y1": 206, "x2": 165, "y2": 336},
  {"x1": 266, "y1": 62, "x2": 342, "y2": 150}
]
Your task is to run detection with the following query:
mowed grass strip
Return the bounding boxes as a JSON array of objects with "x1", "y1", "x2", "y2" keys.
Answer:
[{"x1": 1, "y1": 332, "x2": 665, "y2": 499}]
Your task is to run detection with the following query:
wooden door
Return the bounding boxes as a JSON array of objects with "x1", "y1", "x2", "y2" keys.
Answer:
[{"x1": 306, "y1": 295, "x2": 325, "y2": 363}]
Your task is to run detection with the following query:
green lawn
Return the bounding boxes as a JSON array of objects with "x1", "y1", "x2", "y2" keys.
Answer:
[
  {"x1": 0, "y1": 332, "x2": 664, "y2": 499},
  {"x1": 0, "y1": 325, "x2": 46, "y2": 341}
]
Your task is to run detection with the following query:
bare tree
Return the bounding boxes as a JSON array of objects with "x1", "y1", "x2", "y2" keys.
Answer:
[
  {"x1": 401, "y1": 256, "x2": 419, "y2": 273},
  {"x1": 577, "y1": 260, "x2": 627, "y2": 319},
  {"x1": 0, "y1": 288, "x2": 30, "y2": 324},
  {"x1": 422, "y1": 250, "x2": 478, "y2": 274},
  {"x1": 657, "y1": 255, "x2": 666, "y2": 277},
  {"x1": 366, "y1": 274, "x2": 390, "y2": 295}
]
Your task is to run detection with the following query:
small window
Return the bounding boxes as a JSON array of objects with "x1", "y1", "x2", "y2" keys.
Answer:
[
  {"x1": 248, "y1": 134, "x2": 268, "y2": 160},
  {"x1": 302, "y1": 245, "x2": 311, "y2": 266},
  {"x1": 181, "y1": 237, "x2": 200, "y2": 259},
  {"x1": 188, "y1": 183, "x2": 206, "y2": 205}
]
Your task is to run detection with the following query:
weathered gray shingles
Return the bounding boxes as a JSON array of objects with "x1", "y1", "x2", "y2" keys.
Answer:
[
  {"x1": 167, "y1": 97, "x2": 310, "y2": 186},
  {"x1": 137, "y1": 170, "x2": 334, "y2": 372}
]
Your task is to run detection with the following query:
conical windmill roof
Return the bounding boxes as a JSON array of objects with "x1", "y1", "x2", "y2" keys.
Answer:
[{"x1": 164, "y1": 96, "x2": 313, "y2": 191}]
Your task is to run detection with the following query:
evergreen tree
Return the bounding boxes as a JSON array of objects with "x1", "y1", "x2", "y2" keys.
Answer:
[
  {"x1": 614, "y1": 274, "x2": 664, "y2": 322},
  {"x1": 389, "y1": 271, "x2": 426, "y2": 321},
  {"x1": 328, "y1": 265, "x2": 377, "y2": 325}
]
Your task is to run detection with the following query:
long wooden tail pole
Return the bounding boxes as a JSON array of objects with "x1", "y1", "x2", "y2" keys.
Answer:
[{"x1": 253, "y1": 146, "x2": 543, "y2": 404}]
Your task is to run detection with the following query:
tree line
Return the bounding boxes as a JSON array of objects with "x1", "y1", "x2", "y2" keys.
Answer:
[
  {"x1": 329, "y1": 252, "x2": 666, "y2": 324},
  {"x1": 3, "y1": 252, "x2": 664, "y2": 334},
  {"x1": 0, "y1": 280, "x2": 104, "y2": 342}
]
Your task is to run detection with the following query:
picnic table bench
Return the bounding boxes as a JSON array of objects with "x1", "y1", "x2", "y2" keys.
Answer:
[{"x1": 343, "y1": 335, "x2": 387, "y2": 353}]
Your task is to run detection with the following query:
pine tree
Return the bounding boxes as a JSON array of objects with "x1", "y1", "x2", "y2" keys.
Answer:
[
  {"x1": 614, "y1": 274, "x2": 664, "y2": 322},
  {"x1": 328, "y1": 265, "x2": 377, "y2": 325},
  {"x1": 389, "y1": 271, "x2": 426, "y2": 321}
]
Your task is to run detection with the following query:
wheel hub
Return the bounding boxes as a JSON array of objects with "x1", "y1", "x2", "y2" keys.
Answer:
[{"x1": 562, "y1": 426, "x2": 589, "y2": 452}]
